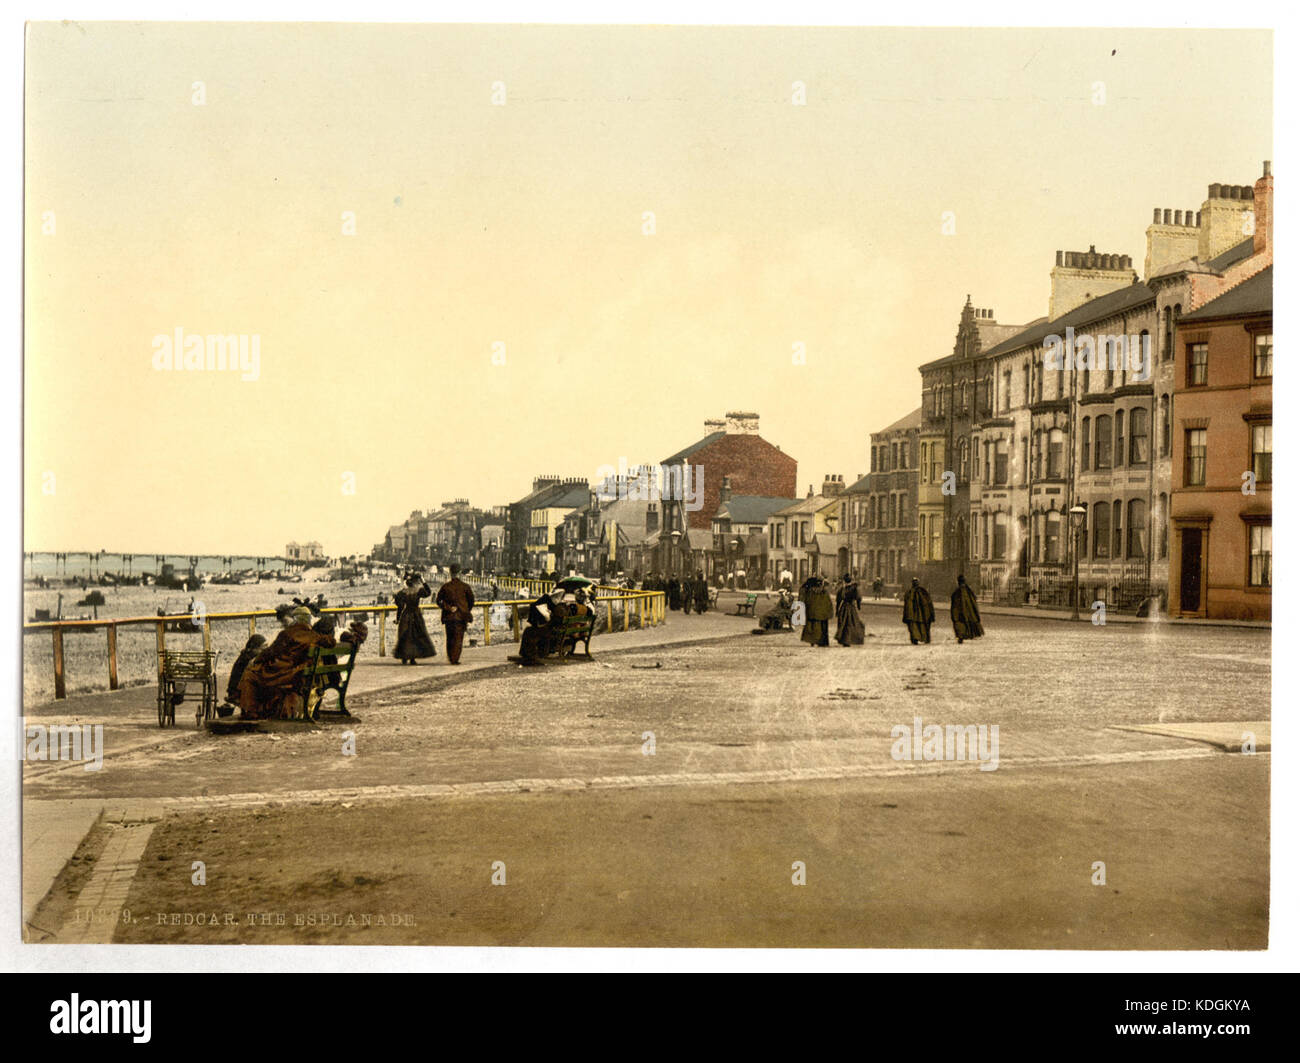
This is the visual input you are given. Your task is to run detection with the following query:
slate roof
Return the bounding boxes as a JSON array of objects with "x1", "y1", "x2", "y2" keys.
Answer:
[
  {"x1": 1181, "y1": 265, "x2": 1272, "y2": 322},
  {"x1": 661, "y1": 431, "x2": 726, "y2": 466},
  {"x1": 717, "y1": 495, "x2": 797, "y2": 525}
]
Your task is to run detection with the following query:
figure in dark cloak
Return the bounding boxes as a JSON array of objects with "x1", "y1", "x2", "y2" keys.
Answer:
[
  {"x1": 799, "y1": 575, "x2": 833, "y2": 647},
  {"x1": 693, "y1": 572, "x2": 709, "y2": 613},
  {"x1": 224, "y1": 633, "x2": 267, "y2": 714},
  {"x1": 950, "y1": 574, "x2": 984, "y2": 644},
  {"x1": 668, "y1": 577, "x2": 682, "y2": 611},
  {"x1": 902, "y1": 577, "x2": 935, "y2": 644},
  {"x1": 392, "y1": 573, "x2": 436, "y2": 663},
  {"x1": 835, "y1": 573, "x2": 865, "y2": 646}
]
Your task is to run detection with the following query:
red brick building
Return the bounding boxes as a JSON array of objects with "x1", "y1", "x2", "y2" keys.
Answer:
[
  {"x1": 1170, "y1": 264, "x2": 1272, "y2": 619},
  {"x1": 655, "y1": 412, "x2": 797, "y2": 575}
]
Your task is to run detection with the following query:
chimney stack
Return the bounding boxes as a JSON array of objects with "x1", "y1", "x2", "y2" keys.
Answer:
[
  {"x1": 724, "y1": 410, "x2": 761, "y2": 435},
  {"x1": 720, "y1": 476, "x2": 732, "y2": 503},
  {"x1": 1049, "y1": 245, "x2": 1136, "y2": 319},
  {"x1": 1253, "y1": 160, "x2": 1273, "y2": 256}
]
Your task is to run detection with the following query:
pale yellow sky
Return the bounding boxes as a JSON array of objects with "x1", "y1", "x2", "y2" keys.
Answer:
[{"x1": 24, "y1": 23, "x2": 1272, "y2": 556}]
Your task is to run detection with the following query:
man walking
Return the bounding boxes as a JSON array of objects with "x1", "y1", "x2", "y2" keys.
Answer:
[
  {"x1": 436, "y1": 564, "x2": 476, "y2": 665},
  {"x1": 901, "y1": 576, "x2": 934, "y2": 645}
]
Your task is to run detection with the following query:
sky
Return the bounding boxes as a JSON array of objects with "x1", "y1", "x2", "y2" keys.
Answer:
[{"x1": 23, "y1": 23, "x2": 1272, "y2": 557}]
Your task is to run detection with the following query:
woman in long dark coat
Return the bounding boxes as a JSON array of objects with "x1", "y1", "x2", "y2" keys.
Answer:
[
  {"x1": 668, "y1": 577, "x2": 682, "y2": 611},
  {"x1": 392, "y1": 574, "x2": 436, "y2": 663},
  {"x1": 950, "y1": 574, "x2": 984, "y2": 643},
  {"x1": 800, "y1": 575, "x2": 833, "y2": 647},
  {"x1": 835, "y1": 573, "x2": 865, "y2": 646},
  {"x1": 902, "y1": 577, "x2": 935, "y2": 644},
  {"x1": 693, "y1": 572, "x2": 709, "y2": 613}
]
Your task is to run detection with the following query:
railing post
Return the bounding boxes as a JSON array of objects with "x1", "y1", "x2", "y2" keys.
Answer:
[
  {"x1": 607, "y1": 602, "x2": 614, "y2": 634},
  {"x1": 623, "y1": 596, "x2": 629, "y2": 631},
  {"x1": 52, "y1": 627, "x2": 66, "y2": 700},
  {"x1": 378, "y1": 610, "x2": 387, "y2": 656},
  {"x1": 203, "y1": 616, "x2": 212, "y2": 653},
  {"x1": 107, "y1": 624, "x2": 118, "y2": 690},
  {"x1": 155, "y1": 620, "x2": 166, "y2": 677},
  {"x1": 249, "y1": 616, "x2": 256, "y2": 637},
  {"x1": 512, "y1": 604, "x2": 521, "y2": 642},
  {"x1": 483, "y1": 603, "x2": 491, "y2": 646}
]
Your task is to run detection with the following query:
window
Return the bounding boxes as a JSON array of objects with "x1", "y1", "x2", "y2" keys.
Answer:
[
  {"x1": 930, "y1": 442, "x2": 943, "y2": 484},
  {"x1": 1254, "y1": 333, "x2": 1273, "y2": 379},
  {"x1": 1048, "y1": 428, "x2": 1064, "y2": 479},
  {"x1": 958, "y1": 382, "x2": 967, "y2": 412},
  {"x1": 983, "y1": 441, "x2": 991, "y2": 482},
  {"x1": 868, "y1": 497, "x2": 877, "y2": 529},
  {"x1": 891, "y1": 443, "x2": 899, "y2": 470},
  {"x1": 889, "y1": 496, "x2": 897, "y2": 528},
  {"x1": 1044, "y1": 511, "x2": 1062, "y2": 563},
  {"x1": 1252, "y1": 423, "x2": 1272, "y2": 484},
  {"x1": 1158, "y1": 493, "x2": 1168, "y2": 559},
  {"x1": 1185, "y1": 429, "x2": 1207, "y2": 486},
  {"x1": 1115, "y1": 410, "x2": 1125, "y2": 468},
  {"x1": 1095, "y1": 415, "x2": 1112, "y2": 469},
  {"x1": 1002, "y1": 370, "x2": 1011, "y2": 412},
  {"x1": 1187, "y1": 342, "x2": 1208, "y2": 387},
  {"x1": 1022, "y1": 436, "x2": 1029, "y2": 484},
  {"x1": 1092, "y1": 502, "x2": 1110, "y2": 559},
  {"x1": 1112, "y1": 500, "x2": 1123, "y2": 558},
  {"x1": 1162, "y1": 306, "x2": 1174, "y2": 362},
  {"x1": 971, "y1": 436, "x2": 980, "y2": 481},
  {"x1": 1023, "y1": 363, "x2": 1030, "y2": 405},
  {"x1": 920, "y1": 443, "x2": 928, "y2": 482},
  {"x1": 1127, "y1": 499, "x2": 1147, "y2": 559},
  {"x1": 1033, "y1": 430, "x2": 1043, "y2": 479},
  {"x1": 1081, "y1": 418, "x2": 1091, "y2": 472},
  {"x1": 1129, "y1": 407, "x2": 1149, "y2": 465},
  {"x1": 930, "y1": 516, "x2": 941, "y2": 561},
  {"x1": 958, "y1": 438, "x2": 969, "y2": 481},
  {"x1": 1249, "y1": 524, "x2": 1271, "y2": 587},
  {"x1": 899, "y1": 442, "x2": 908, "y2": 470},
  {"x1": 898, "y1": 494, "x2": 906, "y2": 527},
  {"x1": 1160, "y1": 395, "x2": 1171, "y2": 457},
  {"x1": 993, "y1": 513, "x2": 1008, "y2": 559}
]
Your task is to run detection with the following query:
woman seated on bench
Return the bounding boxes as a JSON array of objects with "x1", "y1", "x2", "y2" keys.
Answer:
[
  {"x1": 237, "y1": 606, "x2": 336, "y2": 720},
  {"x1": 519, "y1": 589, "x2": 569, "y2": 666}
]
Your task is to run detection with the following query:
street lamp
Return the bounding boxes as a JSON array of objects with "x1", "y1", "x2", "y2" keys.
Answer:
[{"x1": 1068, "y1": 504, "x2": 1087, "y2": 620}]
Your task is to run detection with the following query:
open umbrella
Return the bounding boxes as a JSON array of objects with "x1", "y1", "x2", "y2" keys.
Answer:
[{"x1": 555, "y1": 575, "x2": 594, "y2": 590}]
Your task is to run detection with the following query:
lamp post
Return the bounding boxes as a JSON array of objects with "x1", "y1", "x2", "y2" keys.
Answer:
[
  {"x1": 1069, "y1": 504, "x2": 1087, "y2": 620},
  {"x1": 730, "y1": 536, "x2": 744, "y2": 589},
  {"x1": 669, "y1": 529, "x2": 682, "y2": 577}
]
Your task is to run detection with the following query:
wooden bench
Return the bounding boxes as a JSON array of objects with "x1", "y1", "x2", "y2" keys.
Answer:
[
  {"x1": 302, "y1": 642, "x2": 360, "y2": 719},
  {"x1": 554, "y1": 611, "x2": 597, "y2": 659},
  {"x1": 734, "y1": 593, "x2": 758, "y2": 616}
]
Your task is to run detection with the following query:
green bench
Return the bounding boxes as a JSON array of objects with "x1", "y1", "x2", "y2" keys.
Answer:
[
  {"x1": 302, "y1": 642, "x2": 360, "y2": 719},
  {"x1": 554, "y1": 611, "x2": 597, "y2": 659},
  {"x1": 734, "y1": 593, "x2": 758, "y2": 616}
]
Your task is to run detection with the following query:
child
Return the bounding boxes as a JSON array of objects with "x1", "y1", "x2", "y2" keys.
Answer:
[{"x1": 223, "y1": 634, "x2": 267, "y2": 715}]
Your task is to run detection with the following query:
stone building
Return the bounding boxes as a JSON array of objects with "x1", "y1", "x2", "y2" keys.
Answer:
[
  {"x1": 845, "y1": 407, "x2": 921, "y2": 594},
  {"x1": 916, "y1": 165, "x2": 1272, "y2": 612}
]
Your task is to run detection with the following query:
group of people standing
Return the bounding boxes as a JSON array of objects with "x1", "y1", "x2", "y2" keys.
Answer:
[
  {"x1": 796, "y1": 572, "x2": 985, "y2": 647},
  {"x1": 643, "y1": 572, "x2": 710, "y2": 615}
]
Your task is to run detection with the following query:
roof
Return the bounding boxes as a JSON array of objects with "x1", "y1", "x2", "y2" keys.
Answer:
[
  {"x1": 1205, "y1": 237, "x2": 1256, "y2": 273},
  {"x1": 813, "y1": 532, "x2": 849, "y2": 554},
  {"x1": 874, "y1": 407, "x2": 922, "y2": 437},
  {"x1": 772, "y1": 494, "x2": 838, "y2": 518},
  {"x1": 980, "y1": 281, "x2": 1157, "y2": 360},
  {"x1": 535, "y1": 484, "x2": 591, "y2": 511},
  {"x1": 683, "y1": 529, "x2": 713, "y2": 551},
  {"x1": 717, "y1": 494, "x2": 796, "y2": 524},
  {"x1": 661, "y1": 431, "x2": 726, "y2": 466},
  {"x1": 1181, "y1": 266, "x2": 1272, "y2": 322}
]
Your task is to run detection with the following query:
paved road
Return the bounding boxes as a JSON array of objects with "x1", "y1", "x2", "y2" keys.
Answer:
[{"x1": 23, "y1": 610, "x2": 1271, "y2": 947}]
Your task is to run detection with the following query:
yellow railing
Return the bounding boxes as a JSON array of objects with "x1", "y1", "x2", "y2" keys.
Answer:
[{"x1": 23, "y1": 586, "x2": 666, "y2": 700}]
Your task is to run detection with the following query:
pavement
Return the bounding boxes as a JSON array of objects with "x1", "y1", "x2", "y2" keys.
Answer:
[{"x1": 20, "y1": 597, "x2": 1272, "y2": 946}]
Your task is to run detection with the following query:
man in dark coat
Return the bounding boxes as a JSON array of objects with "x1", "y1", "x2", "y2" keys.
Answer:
[
  {"x1": 436, "y1": 564, "x2": 476, "y2": 665},
  {"x1": 950, "y1": 574, "x2": 984, "y2": 644},
  {"x1": 902, "y1": 577, "x2": 935, "y2": 644},
  {"x1": 392, "y1": 573, "x2": 436, "y2": 663},
  {"x1": 693, "y1": 571, "x2": 709, "y2": 613},
  {"x1": 667, "y1": 577, "x2": 682, "y2": 611}
]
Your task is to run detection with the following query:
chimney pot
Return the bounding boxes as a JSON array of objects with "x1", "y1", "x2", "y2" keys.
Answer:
[
  {"x1": 1152, "y1": 208, "x2": 1161, "y2": 223},
  {"x1": 1263, "y1": 160, "x2": 1271, "y2": 177},
  {"x1": 1174, "y1": 210, "x2": 1182, "y2": 226},
  {"x1": 1163, "y1": 209, "x2": 1172, "y2": 224},
  {"x1": 1209, "y1": 183, "x2": 1220, "y2": 199},
  {"x1": 1056, "y1": 250, "x2": 1063, "y2": 266},
  {"x1": 1196, "y1": 211, "x2": 1202, "y2": 226}
]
